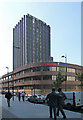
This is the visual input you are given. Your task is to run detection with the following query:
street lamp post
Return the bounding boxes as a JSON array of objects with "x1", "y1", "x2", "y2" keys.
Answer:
[
  {"x1": 61, "y1": 55, "x2": 67, "y2": 91},
  {"x1": 6, "y1": 67, "x2": 9, "y2": 92},
  {"x1": 13, "y1": 44, "x2": 20, "y2": 100},
  {"x1": 33, "y1": 84, "x2": 35, "y2": 95},
  {"x1": 12, "y1": 72, "x2": 14, "y2": 100}
]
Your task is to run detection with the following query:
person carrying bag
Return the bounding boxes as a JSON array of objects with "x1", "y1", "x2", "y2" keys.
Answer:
[{"x1": 5, "y1": 91, "x2": 12, "y2": 107}]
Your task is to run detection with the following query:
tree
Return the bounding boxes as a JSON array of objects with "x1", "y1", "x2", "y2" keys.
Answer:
[
  {"x1": 53, "y1": 71, "x2": 65, "y2": 88},
  {"x1": 76, "y1": 73, "x2": 83, "y2": 85}
]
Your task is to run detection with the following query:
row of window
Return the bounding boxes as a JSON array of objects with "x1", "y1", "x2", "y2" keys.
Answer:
[
  {"x1": 3, "y1": 75, "x2": 76, "y2": 86},
  {"x1": 3, "y1": 66, "x2": 80, "y2": 81},
  {"x1": 24, "y1": 66, "x2": 76, "y2": 73}
]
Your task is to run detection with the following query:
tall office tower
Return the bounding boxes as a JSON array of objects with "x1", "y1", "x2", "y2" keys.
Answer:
[{"x1": 13, "y1": 14, "x2": 53, "y2": 70}]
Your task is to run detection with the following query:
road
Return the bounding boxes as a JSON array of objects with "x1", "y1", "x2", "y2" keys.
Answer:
[{"x1": 1, "y1": 95, "x2": 83, "y2": 120}]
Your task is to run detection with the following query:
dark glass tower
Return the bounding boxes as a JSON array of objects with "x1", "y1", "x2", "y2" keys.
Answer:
[{"x1": 13, "y1": 14, "x2": 53, "y2": 70}]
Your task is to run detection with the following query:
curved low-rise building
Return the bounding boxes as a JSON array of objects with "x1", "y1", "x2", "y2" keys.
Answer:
[{"x1": 1, "y1": 62, "x2": 83, "y2": 95}]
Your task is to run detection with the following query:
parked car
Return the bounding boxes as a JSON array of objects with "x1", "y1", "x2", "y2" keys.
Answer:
[
  {"x1": 1, "y1": 91, "x2": 7, "y2": 94},
  {"x1": 25, "y1": 94, "x2": 32, "y2": 101},
  {"x1": 28, "y1": 94, "x2": 46, "y2": 103}
]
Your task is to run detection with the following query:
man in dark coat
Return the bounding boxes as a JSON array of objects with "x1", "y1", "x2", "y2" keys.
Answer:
[
  {"x1": 5, "y1": 91, "x2": 12, "y2": 107},
  {"x1": 46, "y1": 87, "x2": 58, "y2": 120},
  {"x1": 18, "y1": 92, "x2": 21, "y2": 101},
  {"x1": 57, "y1": 88, "x2": 67, "y2": 119}
]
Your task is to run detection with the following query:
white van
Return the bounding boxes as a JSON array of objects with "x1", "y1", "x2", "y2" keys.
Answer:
[{"x1": 64, "y1": 91, "x2": 83, "y2": 109}]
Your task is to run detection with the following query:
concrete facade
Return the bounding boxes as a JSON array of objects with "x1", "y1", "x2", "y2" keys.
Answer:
[{"x1": 1, "y1": 62, "x2": 83, "y2": 95}]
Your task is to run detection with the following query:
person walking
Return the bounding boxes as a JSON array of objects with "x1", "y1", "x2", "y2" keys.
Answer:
[
  {"x1": 46, "y1": 87, "x2": 58, "y2": 120},
  {"x1": 57, "y1": 88, "x2": 67, "y2": 119},
  {"x1": 18, "y1": 92, "x2": 21, "y2": 101},
  {"x1": 5, "y1": 91, "x2": 12, "y2": 107},
  {"x1": 22, "y1": 92, "x2": 25, "y2": 101}
]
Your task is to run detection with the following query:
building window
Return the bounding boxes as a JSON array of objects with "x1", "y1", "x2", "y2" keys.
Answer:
[
  {"x1": 43, "y1": 66, "x2": 57, "y2": 71},
  {"x1": 33, "y1": 76, "x2": 41, "y2": 80},
  {"x1": 59, "y1": 67, "x2": 66, "y2": 72},
  {"x1": 32, "y1": 67, "x2": 41, "y2": 72},
  {"x1": 43, "y1": 66, "x2": 51, "y2": 71},
  {"x1": 16, "y1": 72, "x2": 20, "y2": 76},
  {"x1": 52, "y1": 76, "x2": 56, "y2": 80},
  {"x1": 51, "y1": 67, "x2": 56, "y2": 71},
  {"x1": 24, "y1": 77, "x2": 31, "y2": 81},
  {"x1": 43, "y1": 75, "x2": 52, "y2": 80},
  {"x1": 24, "y1": 68, "x2": 31, "y2": 73},
  {"x1": 33, "y1": 18, "x2": 35, "y2": 23},
  {"x1": 67, "y1": 76, "x2": 75, "y2": 81},
  {"x1": 67, "y1": 68, "x2": 75, "y2": 73}
]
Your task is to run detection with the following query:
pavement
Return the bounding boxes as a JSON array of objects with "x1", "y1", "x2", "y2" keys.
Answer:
[{"x1": 0, "y1": 94, "x2": 83, "y2": 120}]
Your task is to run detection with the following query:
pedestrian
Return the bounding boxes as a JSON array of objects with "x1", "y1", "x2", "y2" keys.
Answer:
[
  {"x1": 46, "y1": 87, "x2": 58, "y2": 120},
  {"x1": 22, "y1": 92, "x2": 25, "y2": 101},
  {"x1": 57, "y1": 87, "x2": 67, "y2": 119},
  {"x1": 18, "y1": 92, "x2": 21, "y2": 101},
  {"x1": 5, "y1": 91, "x2": 12, "y2": 107}
]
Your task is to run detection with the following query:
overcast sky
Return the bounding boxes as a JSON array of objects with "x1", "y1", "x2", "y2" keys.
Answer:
[{"x1": 0, "y1": 0, "x2": 81, "y2": 76}]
